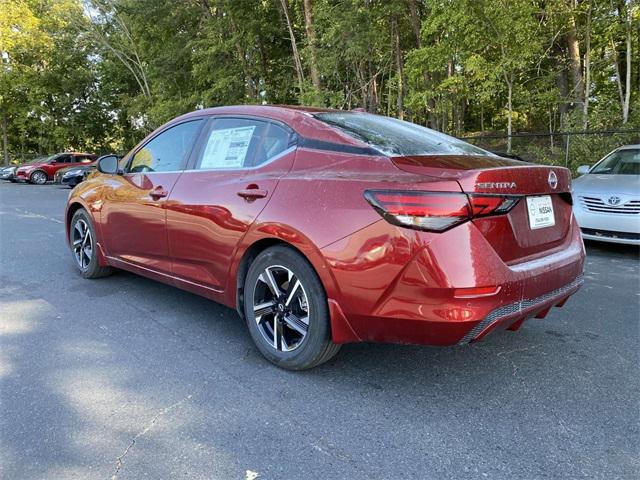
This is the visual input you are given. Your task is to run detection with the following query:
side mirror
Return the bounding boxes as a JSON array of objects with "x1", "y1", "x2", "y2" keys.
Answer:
[
  {"x1": 576, "y1": 165, "x2": 590, "y2": 175},
  {"x1": 97, "y1": 155, "x2": 120, "y2": 174}
]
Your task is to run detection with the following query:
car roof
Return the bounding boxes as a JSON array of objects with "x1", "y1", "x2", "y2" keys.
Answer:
[
  {"x1": 162, "y1": 105, "x2": 373, "y2": 150},
  {"x1": 186, "y1": 104, "x2": 340, "y2": 116},
  {"x1": 617, "y1": 144, "x2": 640, "y2": 150}
]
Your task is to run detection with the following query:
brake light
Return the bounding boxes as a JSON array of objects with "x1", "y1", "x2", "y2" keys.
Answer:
[
  {"x1": 364, "y1": 190, "x2": 520, "y2": 232},
  {"x1": 469, "y1": 195, "x2": 520, "y2": 216},
  {"x1": 453, "y1": 286, "x2": 501, "y2": 298}
]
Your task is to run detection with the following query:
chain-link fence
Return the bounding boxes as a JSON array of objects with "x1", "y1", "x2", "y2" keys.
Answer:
[
  {"x1": 6, "y1": 129, "x2": 639, "y2": 172},
  {"x1": 463, "y1": 129, "x2": 640, "y2": 174}
]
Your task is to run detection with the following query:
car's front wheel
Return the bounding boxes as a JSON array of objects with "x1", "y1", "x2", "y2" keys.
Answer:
[
  {"x1": 70, "y1": 209, "x2": 113, "y2": 279},
  {"x1": 29, "y1": 170, "x2": 48, "y2": 185},
  {"x1": 243, "y1": 245, "x2": 341, "y2": 370}
]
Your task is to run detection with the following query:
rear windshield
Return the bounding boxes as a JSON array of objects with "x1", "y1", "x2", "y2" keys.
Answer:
[{"x1": 314, "y1": 112, "x2": 493, "y2": 157}]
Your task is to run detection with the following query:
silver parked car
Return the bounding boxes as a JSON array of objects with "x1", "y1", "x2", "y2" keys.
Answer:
[
  {"x1": 572, "y1": 144, "x2": 640, "y2": 245},
  {"x1": 0, "y1": 165, "x2": 17, "y2": 181}
]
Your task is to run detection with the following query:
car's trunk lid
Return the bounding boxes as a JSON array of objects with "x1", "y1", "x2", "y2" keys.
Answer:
[{"x1": 391, "y1": 155, "x2": 574, "y2": 263}]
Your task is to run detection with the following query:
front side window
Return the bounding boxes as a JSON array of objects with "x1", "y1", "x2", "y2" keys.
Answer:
[
  {"x1": 195, "y1": 118, "x2": 291, "y2": 170},
  {"x1": 591, "y1": 149, "x2": 640, "y2": 175},
  {"x1": 29, "y1": 156, "x2": 52, "y2": 165},
  {"x1": 56, "y1": 155, "x2": 72, "y2": 164},
  {"x1": 129, "y1": 120, "x2": 203, "y2": 173},
  {"x1": 314, "y1": 112, "x2": 493, "y2": 157}
]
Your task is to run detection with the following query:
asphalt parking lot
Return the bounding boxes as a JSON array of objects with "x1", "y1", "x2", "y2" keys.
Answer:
[{"x1": 0, "y1": 181, "x2": 638, "y2": 479}]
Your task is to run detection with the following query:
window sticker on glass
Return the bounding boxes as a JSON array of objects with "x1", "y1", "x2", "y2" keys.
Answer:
[{"x1": 201, "y1": 126, "x2": 255, "y2": 169}]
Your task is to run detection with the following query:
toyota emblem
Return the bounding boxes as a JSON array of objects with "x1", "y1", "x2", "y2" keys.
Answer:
[
  {"x1": 607, "y1": 196, "x2": 621, "y2": 206},
  {"x1": 548, "y1": 171, "x2": 558, "y2": 189}
]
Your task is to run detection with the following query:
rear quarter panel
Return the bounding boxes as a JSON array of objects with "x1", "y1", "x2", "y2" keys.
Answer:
[{"x1": 227, "y1": 148, "x2": 462, "y2": 307}]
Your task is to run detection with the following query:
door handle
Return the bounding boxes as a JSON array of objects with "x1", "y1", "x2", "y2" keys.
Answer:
[
  {"x1": 150, "y1": 186, "x2": 169, "y2": 200},
  {"x1": 237, "y1": 188, "x2": 268, "y2": 200}
]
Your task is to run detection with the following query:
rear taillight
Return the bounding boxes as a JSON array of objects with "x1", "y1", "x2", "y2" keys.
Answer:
[
  {"x1": 469, "y1": 195, "x2": 520, "y2": 217},
  {"x1": 364, "y1": 190, "x2": 520, "y2": 232}
]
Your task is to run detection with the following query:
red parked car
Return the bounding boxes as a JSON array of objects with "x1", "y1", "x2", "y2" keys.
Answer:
[
  {"x1": 15, "y1": 152, "x2": 97, "y2": 184},
  {"x1": 65, "y1": 106, "x2": 585, "y2": 370}
]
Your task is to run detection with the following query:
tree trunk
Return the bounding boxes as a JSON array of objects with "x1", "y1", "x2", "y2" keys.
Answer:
[
  {"x1": 228, "y1": 13, "x2": 257, "y2": 100},
  {"x1": 442, "y1": 97, "x2": 448, "y2": 134},
  {"x1": 370, "y1": 73, "x2": 379, "y2": 113},
  {"x1": 456, "y1": 99, "x2": 465, "y2": 137},
  {"x1": 622, "y1": 5, "x2": 632, "y2": 123},
  {"x1": 257, "y1": 34, "x2": 270, "y2": 102},
  {"x1": 556, "y1": 63, "x2": 570, "y2": 137},
  {"x1": 427, "y1": 89, "x2": 437, "y2": 130},
  {"x1": 611, "y1": 38, "x2": 626, "y2": 116},
  {"x1": 566, "y1": 3, "x2": 583, "y2": 109},
  {"x1": 278, "y1": 0, "x2": 305, "y2": 98},
  {"x1": 505, "y1": 73, "x2": 513, "y2": 154},
  {"x1": 583, "y1": 0, "x2": 592, "y2": 129},
  {"x1": 387, "y1": 61, "x2": 393, "y2": 116},
  {"x1": 391, "y1": 16, "x2": 405, "y2": 119},
  {"x1": 302, "y1": 0, "x2": 321, "y2": 97},
  {"x1": 2, "y1": 114, "x2": 8, "y2": 166},
  {"x1": 549, "y1": 107, "x2": 555, "y2": 153},
  {"x1": 407, "y1": 0, "x2": 422, "y2": 47}
]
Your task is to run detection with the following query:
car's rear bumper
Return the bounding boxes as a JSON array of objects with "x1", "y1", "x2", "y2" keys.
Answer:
[
  {"x1": 322, "y1": 217, "x2": 585, "y2": 345},
  {"x1": 457, "y1": 274, "x2": 583, "y2": 344}
]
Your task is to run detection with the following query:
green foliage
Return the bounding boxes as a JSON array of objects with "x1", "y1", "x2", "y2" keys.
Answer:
[{"x1": 0, "y1": 0, "x2": 638, "y2": 165}]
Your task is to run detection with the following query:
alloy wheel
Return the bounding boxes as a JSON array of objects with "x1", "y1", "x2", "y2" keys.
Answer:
[
  {"x1": 31, "y1": 171, "x2": 47, "y2": 184},
  {"x1": 72, "y1": 218, "x2": 93, "y2": 270},
  {"x1": 253, "y1": 265, "x2": 310, "y2": 352}
]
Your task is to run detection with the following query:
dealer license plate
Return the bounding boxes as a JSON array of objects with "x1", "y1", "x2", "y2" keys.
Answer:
[{"x1": 526, "y1": 195, "x2": 555, "y2": 230}]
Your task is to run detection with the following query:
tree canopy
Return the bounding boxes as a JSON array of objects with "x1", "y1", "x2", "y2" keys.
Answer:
[{"x1": 1, "y1": 0, "x2": 638, "y2": 166}]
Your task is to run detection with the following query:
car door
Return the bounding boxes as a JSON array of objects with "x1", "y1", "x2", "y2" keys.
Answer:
[
  {"x1": 100, "y1": 119, "x2": 205, "y2": 274},
  {"x1": 72, "y1": 155, "x2": 95, "y2": 167},
  {"x1": 166, "y1": 116, "x2": 296, "y2": 293},
  {"x1": 48, "y1": 154, "x2": 72, "y2": 178}
]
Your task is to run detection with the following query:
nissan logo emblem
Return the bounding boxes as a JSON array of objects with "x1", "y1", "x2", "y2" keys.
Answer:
[{"x1": 548, "y1": 171, "x2": 558, "y2": 189}]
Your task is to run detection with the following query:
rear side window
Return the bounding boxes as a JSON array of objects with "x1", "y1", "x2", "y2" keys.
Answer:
[
  {"x1": 314, "y1": 112, "x2": 493, "y2": 157},
  {"x1": 195, "y1": 118, "x2": 291, "y2": 170},
  {"x1": 129, "y1": 120, "x2": 203, "y2": 173}
]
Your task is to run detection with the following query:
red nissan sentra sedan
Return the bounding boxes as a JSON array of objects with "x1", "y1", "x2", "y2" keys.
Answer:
[{"x1": 65, "y1": 105, "x2": 585, "y2": 370}]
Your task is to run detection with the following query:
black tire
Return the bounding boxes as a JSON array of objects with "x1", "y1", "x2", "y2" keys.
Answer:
[
  {"x1": 70, "y1": 209, "x2": 113, "y2": 279},
  {"x1": 29, "y1": 170, "x2": 48, "y2": 185},
  {"x1": 243, "y1": 245, "x2": 341, "y2": 370}
]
